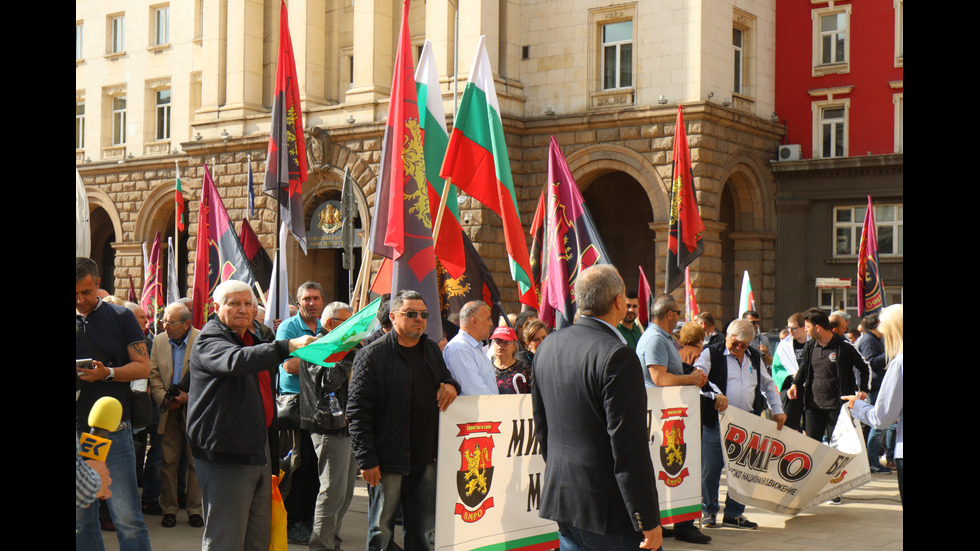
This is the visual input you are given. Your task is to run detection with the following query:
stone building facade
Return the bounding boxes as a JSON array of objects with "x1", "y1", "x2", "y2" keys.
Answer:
[{"x1": 77, "y1": 0, "x2": 784, "y2": 326}]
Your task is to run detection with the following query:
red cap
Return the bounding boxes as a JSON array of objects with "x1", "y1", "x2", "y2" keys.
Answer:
[{"x1": 490, "y1": 326, "x2": 518, "y2": 342}]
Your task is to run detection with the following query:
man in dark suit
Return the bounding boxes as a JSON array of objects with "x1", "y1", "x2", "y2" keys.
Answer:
[{"x1": 532, "y1": 265, "x2": 663, "y2": 551}]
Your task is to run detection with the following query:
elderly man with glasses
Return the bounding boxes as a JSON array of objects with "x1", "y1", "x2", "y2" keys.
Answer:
[{"x1": 694, "y1": 319, "x2": 786, "y2": 531}]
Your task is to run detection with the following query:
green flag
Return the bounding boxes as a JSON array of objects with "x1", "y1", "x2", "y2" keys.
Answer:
[{"x1": 290, "y1": 296, "x2": 382, "y2": 367}]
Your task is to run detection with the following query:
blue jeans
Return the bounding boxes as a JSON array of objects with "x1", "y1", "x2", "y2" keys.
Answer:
[
  {"x1": 701, "y1": 424, "x2": 745, "y2": 519},
  {"x1": 365, "y1": 463, "x2": 436, "y2": 551},
  {"x1": 76, "y1": 425, "x2": 152, "y2": 551},
  {"x1": 557, "y1": 523, "x2": 662, "y2": 551}
]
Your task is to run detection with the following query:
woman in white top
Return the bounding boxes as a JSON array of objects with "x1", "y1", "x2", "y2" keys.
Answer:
[{"x1": 844, "y1": 304, "x2": 903, "y2": 505}]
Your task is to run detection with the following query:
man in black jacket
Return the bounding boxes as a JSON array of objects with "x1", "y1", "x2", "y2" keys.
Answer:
[
  {"x1": 788, "y1": 308, "x2": 870, "y2": 443},
  {"x1": 347, "y1": 290, "x2": 459, "y2": 551},
  {"x1": 532, "y1": 265, "x2": 663, "y2": 551},
  {"x1": 187, "y1": 280, "x2": 315, "y2": 550}
]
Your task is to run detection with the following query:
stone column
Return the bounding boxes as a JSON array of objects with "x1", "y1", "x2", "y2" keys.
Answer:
[
  {"x1": 290, "y1": 0, "x2": 328, "y2": 108},
  {"x1": 346, "y1": 0, "x2": 395, "y2": 105},
  {"x1": 222, "y1": 0, "x2": 265, "y2": 117},
  {"x1": 198, "y1": 0, "x2": 228, "y2": 120}
]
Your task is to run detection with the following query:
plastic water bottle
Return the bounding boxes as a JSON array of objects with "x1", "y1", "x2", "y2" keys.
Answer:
[{"x1": 328, "y1": 392, "x2": 343, "y2": 418}]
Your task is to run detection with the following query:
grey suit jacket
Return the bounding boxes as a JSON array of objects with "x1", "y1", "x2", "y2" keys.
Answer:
[
  {"x1": 149, "y1": 327, "x2": 200, "y2": 434},
  {"x1": 531, "y1": 316, "x2": 661, "y2": 536}
]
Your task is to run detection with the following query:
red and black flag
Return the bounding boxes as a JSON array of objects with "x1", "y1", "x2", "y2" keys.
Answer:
[
  {"x1": 857, "y1": 195, "x2": 885, "y2": 316},
  {"x1": 191, "y1": 164, "x2": 257, "y2": 329},
  {"x1": 263, "y1": 0, "x2": 309, "y2": 254},
  {"x1": 531, "y1": 136, "x2": 610, "y2": 329},
  {"x1": 367, "y1": 0, "x2": 442, "y2": 342},
  {"x1": 239, "y1": 217, "x2": 273, "y2": 293},
  {"x1": 140, "y1": 231, "x2": 164, "y2": 330},
  {"x1": 665, "y1": 105, "x2": 704, "y2": 293}
]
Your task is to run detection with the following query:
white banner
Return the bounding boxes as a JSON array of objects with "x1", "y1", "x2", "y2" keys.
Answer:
[
  {"x1": 719, "y1": 405, "x2": 871, "y2": 515},
  {"x1": 434, "y1": 387, "x2": 701, "y2": 551}
]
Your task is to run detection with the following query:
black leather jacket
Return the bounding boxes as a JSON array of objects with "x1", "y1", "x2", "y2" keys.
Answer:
[{"x1": 346, "y1": 330, "x2": 459, "y2": 475}]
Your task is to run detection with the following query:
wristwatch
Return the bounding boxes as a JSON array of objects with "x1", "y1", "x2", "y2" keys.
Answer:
[{"x1": 103, "y1": 367, "x2": 116, "y2": 383}]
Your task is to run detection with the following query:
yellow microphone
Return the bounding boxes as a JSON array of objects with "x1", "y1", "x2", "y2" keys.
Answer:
[{"x1": 79, "y1": 397, "x2": 123, "y2": 462}]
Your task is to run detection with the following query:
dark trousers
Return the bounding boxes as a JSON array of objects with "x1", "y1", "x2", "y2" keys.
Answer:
[
  {"x1": 804, "y1": 407, "x2": 841, "y2": 443},
  {"x1": 557, "y1": 523, "x2": 663, "y2": 551}
]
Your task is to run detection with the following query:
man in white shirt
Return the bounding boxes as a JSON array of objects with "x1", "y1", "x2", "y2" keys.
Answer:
[
  {"x1": 443, "y1": 301, "x2": 499, "y2": 395},
  {"x1": 695, "y1": 319, "x2": 785, "y2": 531}
]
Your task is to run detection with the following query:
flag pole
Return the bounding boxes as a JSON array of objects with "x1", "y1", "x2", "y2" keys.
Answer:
[
  {"x1": 664, "y1": 153, "x2": 676, "y2": 294},
  {"x1": 431, "y1": 176, "x2": 452, "y2": 248}
]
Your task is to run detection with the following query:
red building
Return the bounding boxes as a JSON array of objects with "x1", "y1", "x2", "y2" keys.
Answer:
[{"x1": 772, "y1": 0, "x2": 903, "y2": 320}]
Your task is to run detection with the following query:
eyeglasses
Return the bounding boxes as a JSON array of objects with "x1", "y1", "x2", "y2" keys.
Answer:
[
  {"x1": 787, "y1": 326, "x2": 802, "y2": 331},
  {"x1": 728, "y1": 338, "x2": 750, "y2": 349},
  {"x1": 161, "y1": 319, "x2": 187, "y2": 327},
  {"x1": 394, "y1": 310, "x2": 430, "y2": 320}
]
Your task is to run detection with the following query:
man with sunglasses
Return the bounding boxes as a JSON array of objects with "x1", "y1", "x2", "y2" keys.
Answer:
[
  {"x1": 347, "y1": 290, "x2": 460, "y2": 551},
  {"x1": 695, "y1": 319, "x2": 785, "y2": 531}
]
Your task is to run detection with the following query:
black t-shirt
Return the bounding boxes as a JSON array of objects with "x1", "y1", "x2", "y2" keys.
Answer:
[
  {"x1": 400, "y1": 341, "x2": 438, "y2": 467},
  {"x1": 810, "y1": 341, "x2": 839, "y2": 410},
  {"x1": 793, "y1": 339, "x2": 806, "y2": 362}
]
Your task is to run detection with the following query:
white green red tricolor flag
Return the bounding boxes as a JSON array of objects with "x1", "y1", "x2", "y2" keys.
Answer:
[
  {"x1": 737, "y1": 270, "x2": 755, "y2": 318},
  {"x1": 291, "y1": 296, "x2": 381, "y2": 367},
  {"x1": 441, "y1": 36, "x2": 538, "y2": 309}
]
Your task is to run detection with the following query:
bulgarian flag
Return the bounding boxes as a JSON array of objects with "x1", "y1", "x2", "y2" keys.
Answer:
[
  {"x1": 440, "y1": 36, "x2": 538, "y2": 309},
  {"x1": 290, "y1": 296, "x2": 381, "y2": 367},
  {"x1": 737, "y1": 270, "x2": 755, "y2": 319},
  {"x1": 175, "y1": 162, "x2": 185, "y2": 232},
  {"x1": 416, "y1": 39, "x2": 466, "y2": 279}
]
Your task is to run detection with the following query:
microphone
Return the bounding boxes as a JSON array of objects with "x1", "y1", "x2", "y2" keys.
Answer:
[{"x1": 79, "y1": 397, "x2": 123, "y2": 462}]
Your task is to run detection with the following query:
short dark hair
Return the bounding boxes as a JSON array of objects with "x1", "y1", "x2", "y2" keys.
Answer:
[
  {"x1": 802, "y1": 307, "x2": 831, "y2": 331},
  {"x1": 625, "y1": 289, "x2": 638, "y2": 300},
  {"x1": 76, "y1": 257, "x2": 99, "y2": 283},
  {"x1": 390, "y1": 289, "x2": 424, "y2": 313},
  {"x1": 862, "y1": 313, "x2": 880, "y2": 331},
  {"x1": 377, "y1": 293, "x2": 392, "y2": 328},
  {"x1": 741, "y1": 310, "x2": 760, "y2": 320},
  {"x1": 698, "y1": 312, "x2": 716, "y2": 326}
]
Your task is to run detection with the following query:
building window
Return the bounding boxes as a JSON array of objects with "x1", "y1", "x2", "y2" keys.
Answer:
[
  {"x1": 833, "y1": 203, "x2": 904, "y2": 257},
  {"x1": 733, "y1": 27, "x2": 744, "y2": 94},
  {"x1": 76, "y1": 102, "x2": 85, "y2": 150},
  {"x1": 111, "y1": 96, "x2": 127, "y2": 146},
  {"x1": 819, "y1": 104, "x2": 846, "y2": 158},
  {"x1": 109, "y1": 14, "x2": 125, "y2": 54},
  {"x1": 76, "y1": 22, "x2": 84, "y2": 60},
  {"x1": 155, "y1": 89, "x2": 171, "y2": 141},
  {"x1": 153, "y1": 5, "x2": 170, "y2": 46},
  {"x1": 812, "y1": 5, "x2": 850, "y2": 75},
  {"x1": 601, "y1": 20, "x2": 632, "y2": 90}
]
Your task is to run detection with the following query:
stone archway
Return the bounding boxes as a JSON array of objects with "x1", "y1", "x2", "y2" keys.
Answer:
[
  {"x1": 716, "y1": 149, "x2": 778, "y2": 325},
  {"x1": 85, "y1": 186, "x2": 124, "y2": 294},
  {"x1": 135, "y1": 178, "x2": 190, "y2": 298},
  {"x1": 563, "y1": 144, "x2": 668, "y2": 292}
]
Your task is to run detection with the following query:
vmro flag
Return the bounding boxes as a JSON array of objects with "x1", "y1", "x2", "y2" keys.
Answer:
[
  {"x1": 665, "y1": 105, "x2": 705, "y2": 293},
  {"x1": 857, "y1": 196, "x2": 885, "y2": 316},
  {"x1": 368, "y1": 0, "x2": 442, "y2": 343},
  {"x1": 140, "y1": 231, "x2": 164, "y2": 330},
  {"x1": 264, "y1": 0, "x2": 309, "y2": 253}
]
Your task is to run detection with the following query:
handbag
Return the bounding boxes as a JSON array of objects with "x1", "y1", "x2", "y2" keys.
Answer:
[{"x1": 276, "y1": 392, "x2": 301, "y2": 430}]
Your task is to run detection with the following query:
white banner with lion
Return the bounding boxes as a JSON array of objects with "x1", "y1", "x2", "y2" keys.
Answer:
[{"x1": 434, "y1": 387, "x2": 701, "y2": 551}]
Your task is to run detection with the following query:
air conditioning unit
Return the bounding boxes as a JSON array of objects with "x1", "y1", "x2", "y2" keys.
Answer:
[{"x1": 777, "y1": 144, "x2": 802, "y2": 161}]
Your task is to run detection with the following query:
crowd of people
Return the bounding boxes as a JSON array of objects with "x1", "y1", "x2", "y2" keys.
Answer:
[{"x1": 77, "y1": 256, "x2": 903, "y2": 551}]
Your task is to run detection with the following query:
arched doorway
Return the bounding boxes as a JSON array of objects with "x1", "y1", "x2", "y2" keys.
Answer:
[
  {"x1": 90, "y1": 207, "x2": 117, "y2": 294},
  {"x1": 582, "y1": 171, "x2": 656, "y2": 293}
]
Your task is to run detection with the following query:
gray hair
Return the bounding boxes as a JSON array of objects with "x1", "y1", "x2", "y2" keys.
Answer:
[
  {"x1": 123, "y1": 301, "x2": 142, "y2": 314},
  {"x1": 726, "y1": 319, "x2": 755, "y2": 342},
  {"x1": 296, "y1": 280, "x2": 323, "y2": 301},
  {"x1": 165, "y1": 301, "x2": 192, "y2": 322},
  {"x1": 575, "y1": 265, "x2": 624, "y2": 317},
  {"x1": 213, "y1": 280, "x2": 255, "y2": 305},
  {"x1": 460, "y1": 300, "x2": 488, "y2": 323},
  {"x1": 651, "y1": 293, "x2": 678, "y2": 319},
  {"x1": 322, "y1": 301, "x2": 352, "y2": 324}
]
